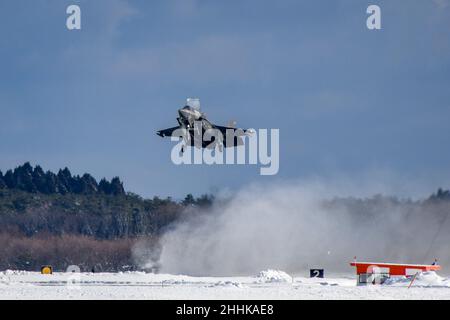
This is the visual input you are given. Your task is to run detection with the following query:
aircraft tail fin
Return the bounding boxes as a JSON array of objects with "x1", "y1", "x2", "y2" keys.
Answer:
[{"x1": 227, "y1": 120, "x2": 237, "y2": 128}]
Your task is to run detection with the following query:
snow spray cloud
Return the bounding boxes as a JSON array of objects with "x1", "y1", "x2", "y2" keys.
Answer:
[{"x1": 149, "y1": 179, "x2": 450, "y2": 276}]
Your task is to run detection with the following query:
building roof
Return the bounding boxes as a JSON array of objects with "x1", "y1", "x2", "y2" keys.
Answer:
[{"x1": 350, "y1": 261, "x2": 441, "y2": 275}]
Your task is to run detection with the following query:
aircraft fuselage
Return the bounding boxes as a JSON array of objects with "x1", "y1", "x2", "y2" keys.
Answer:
[{"x1": 177, "y1": 106, "x2": 202, "y2": 128}]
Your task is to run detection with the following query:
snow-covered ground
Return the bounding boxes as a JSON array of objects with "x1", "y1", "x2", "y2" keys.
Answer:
[{"x1": 1, "y1": 270, "x2": 449, "y2": 300}]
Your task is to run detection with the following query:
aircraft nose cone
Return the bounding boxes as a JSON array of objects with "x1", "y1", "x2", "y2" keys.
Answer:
[{"x1": 179, "y1": 108, "x2": 190, "y2": 118}]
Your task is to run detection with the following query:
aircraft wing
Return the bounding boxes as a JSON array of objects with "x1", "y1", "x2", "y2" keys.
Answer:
[
  {"x1": 213, "y1": 125, "x2": 255, "y2": 147},
  {"x1": 156, "y1": 126, "x2": 181, "y2": 137},
  {"x1": 214, "y1": 125, "x2": 252, "y2": 136}
]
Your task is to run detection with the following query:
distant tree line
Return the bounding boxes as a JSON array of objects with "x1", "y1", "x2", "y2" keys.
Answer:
[
  {"x1": 0, "y1": 163, "x2": 214, "y2": 238},
  {"x1": 429, "y1": 188, "x2": 450, "y2": 201},
  {"x1": 0, "y1": 233, "x2": 142, "y2": 272},
  {"x1": 0, "y1": 163, "x2": 215, "y2": 271},
  {"x1": 0, "y1": 162, "x2": 125, "y2": 195}
]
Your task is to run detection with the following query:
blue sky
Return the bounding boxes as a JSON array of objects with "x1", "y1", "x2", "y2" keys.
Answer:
[{"x1": 1, "y1": 0, "x2": 450, "y2": 198}]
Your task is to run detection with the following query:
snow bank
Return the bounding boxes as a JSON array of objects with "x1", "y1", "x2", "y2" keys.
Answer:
[
  {"x1": 3, "y1": 270, "x2": 29, "y2": 276},
  {"x1": 384, "y1": 272, "x2": 450, "y2": 287},
  {"x1": 162, "y1": 279, "x2": 189, "y2": 285},
  {"x1": 0, "y1": 275, "x2": 8, "y2": 286},
  {"x1": 255, "y1": 270, "x2": 293, "y2": 283},
  {"x1": 1, "y1": 271, "x2": 450, "y2": 299},
  {"x1": 210, "y1": 281, "x2": 244, "y2": 288}
]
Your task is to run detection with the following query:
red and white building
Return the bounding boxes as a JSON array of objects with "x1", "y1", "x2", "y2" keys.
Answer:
[{"x1": 350, "y1": 261, "x2": 441, "y2": 285}]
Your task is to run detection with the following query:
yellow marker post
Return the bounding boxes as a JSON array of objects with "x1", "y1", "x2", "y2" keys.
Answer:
[{"x1": 41, "y1": 266, "x2": 53, "y2": 275}]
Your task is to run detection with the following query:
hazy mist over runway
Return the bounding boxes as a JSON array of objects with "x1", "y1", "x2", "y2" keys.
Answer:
[{"x1": 154, "y1": 179, "x2": 450, "y2": 276}]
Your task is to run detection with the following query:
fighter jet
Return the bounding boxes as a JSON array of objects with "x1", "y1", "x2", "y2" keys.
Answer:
[{"x1": 157, "y1": 98, "x2": 255, "y2": 153}]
